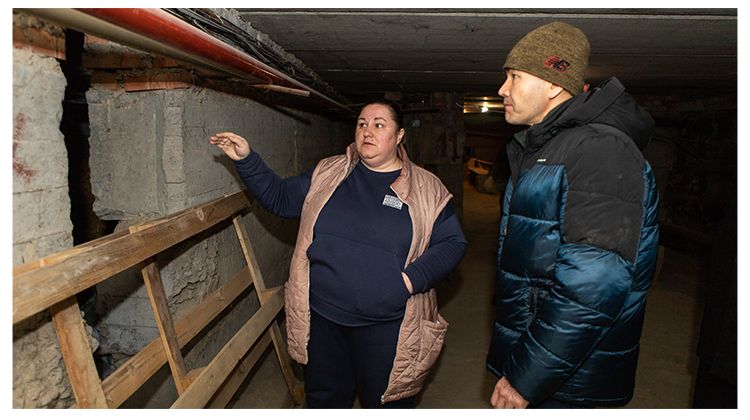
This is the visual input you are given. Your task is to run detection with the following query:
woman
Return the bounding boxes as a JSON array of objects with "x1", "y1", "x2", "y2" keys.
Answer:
[{"x1": 210, "y1": 101, "x2": 466, "y2": 408}]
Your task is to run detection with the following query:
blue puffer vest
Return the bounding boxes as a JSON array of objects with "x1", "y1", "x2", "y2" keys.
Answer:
[{"x1": 486, "y1": 78, "x2": 659, "y2": 407}]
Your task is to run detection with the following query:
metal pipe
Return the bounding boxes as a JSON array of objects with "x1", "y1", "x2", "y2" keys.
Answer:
[
  {"x1": 19, "y1": 8, "x2": 352, "y2": 114},
  {"x1": 254, "y1": 84, "x2": 311, "y2": 97}
]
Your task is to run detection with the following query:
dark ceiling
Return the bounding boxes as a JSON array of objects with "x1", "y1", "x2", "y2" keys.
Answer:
[{"x1": 236, "y1": 8, "x2": 737, "y2": 104}]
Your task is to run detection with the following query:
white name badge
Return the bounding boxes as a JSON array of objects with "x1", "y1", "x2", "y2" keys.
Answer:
[{"x1": 382, "y1": 194, "x2": 404, "y2": 210}]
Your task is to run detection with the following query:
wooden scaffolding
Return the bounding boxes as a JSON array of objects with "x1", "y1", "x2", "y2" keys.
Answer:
[{"x1": 13, "y1": 191, "x2": 305, "y2": 408}]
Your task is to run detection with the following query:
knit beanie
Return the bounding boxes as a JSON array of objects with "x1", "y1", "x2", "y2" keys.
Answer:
[{"x1": 503, "y1": 21, "x2": 590, "y2": 95}]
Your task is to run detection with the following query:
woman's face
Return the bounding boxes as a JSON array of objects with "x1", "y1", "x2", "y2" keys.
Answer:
[{"x1": 355, "y1": 104, "x2": 405, "y2": 171}]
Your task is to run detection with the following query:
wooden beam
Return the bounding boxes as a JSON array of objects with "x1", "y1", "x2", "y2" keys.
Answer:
[
  {"x1": 207, "y1": 330, "x2": 273, "y2": 408},
  {"x1": 140, "y1": 259, "x2": 189, "y2": 394},
  {"x1": 13, "y1": 191, "x2": 249, "y2": 324},
  {"x1": 17, "y1": 191, "x2": 297, "y2": 409},
  {"x1": 233, "y1": 217, "x2": 268, "y2": 290},
  {"x1": 101, "y1": 266, "x2": 253, "y2": 407},
  {"x1": 183, "y1": 367, "x2": 206, "y2": 388},
  {"x1": 268, "y1": 321, "x2": 305, "y2": 405},
  {"x1": 13, "y1": 230, "x2": 130, "y2": 277},
  {"x1": 50, "y1": 297, "x2": 108, "y2": 408},
  {"x1": 171, "y1": 287, "x2": 284, "y2": 408},
  {"x1": 234, "y1": 217, "x2": 303, "y2": 405}
]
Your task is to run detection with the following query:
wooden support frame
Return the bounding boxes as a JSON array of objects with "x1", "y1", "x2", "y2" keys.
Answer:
[
  {"x1": 138, "y1": 258, "x2": 190, "y2": 394},
  {"x1": 232, "y1": 217, "x2": 305, "y2": 405},
  {"x1": 208, "y1": 330, "x2": 273, "y2": 408},
  {"x1": 13, "y1": 192, "x2": 303, "y2": 408},
  {"x1": 50, "y1": 297, "x2": 108, "y2": 408}
]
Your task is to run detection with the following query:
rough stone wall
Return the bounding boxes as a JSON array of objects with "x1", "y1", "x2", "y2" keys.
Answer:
[
  {"x1": 12, "y1": 50, "x2": 72, "y2": 265},
  {"x1": 87, "y1": 85, "x2": 349, "y2": 406},
  {"x1": 12, "y1": 46, "x2": 76, "y2": 407}
]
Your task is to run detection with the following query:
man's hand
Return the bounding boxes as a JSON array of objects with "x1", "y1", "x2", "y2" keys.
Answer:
[
  {"x1": 490, "y1": 377, "x2": 529, "y2": 409},
  {"x1": 210, "y1": 132, "x2": 251, "y2": 161}
]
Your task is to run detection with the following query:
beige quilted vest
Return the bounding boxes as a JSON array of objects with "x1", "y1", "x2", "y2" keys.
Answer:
[{"x1": 284, "y1": 142, "x2": 452, "y2": 403}]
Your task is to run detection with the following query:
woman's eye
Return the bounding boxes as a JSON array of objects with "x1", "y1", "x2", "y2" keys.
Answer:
[
  {"x1": 375, "y1": 123, "x2": 384, "y2": 128},
  {"x1": 358, "y1": 122, "x2": 366, "y2": 128}
]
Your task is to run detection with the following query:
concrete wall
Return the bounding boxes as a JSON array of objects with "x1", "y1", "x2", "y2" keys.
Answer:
[
  {"x1": 12, "y1": 45, "x2": 78, "y2": 408},
  {"x1": 87, "y1": 85, "x2": 350, "y2": 406}
]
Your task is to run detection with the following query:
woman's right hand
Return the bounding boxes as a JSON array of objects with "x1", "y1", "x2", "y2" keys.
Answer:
[{"x1": 210, "y1": 132, "x2": 251, "y2": 161}]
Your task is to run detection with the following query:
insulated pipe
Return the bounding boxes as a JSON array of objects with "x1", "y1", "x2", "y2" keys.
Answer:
[{"x1": 20, "y1": 8, "x2": 353, "y2": 114}]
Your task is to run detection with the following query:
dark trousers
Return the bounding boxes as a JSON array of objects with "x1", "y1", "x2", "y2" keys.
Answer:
[{"x1": 304, "y1": 311, "x2": 416, "y2": 408}]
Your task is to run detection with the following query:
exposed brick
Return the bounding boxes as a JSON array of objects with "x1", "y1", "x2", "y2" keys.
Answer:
[
  {"x1": 12, "y1": 15, "x2": 65, "y2": 60},
  {"x1": 124, "y1": 72, "x2": 194, "y2": 92},
  {"x1": 84, "y1": 34, "x2": 186, "y2": 70},
  {"x1": 83, "y1": 50, "x2": 145, "y2": 69},
  {"x1": 89, "y1": 71, "x2": 121, "y2": 90}
]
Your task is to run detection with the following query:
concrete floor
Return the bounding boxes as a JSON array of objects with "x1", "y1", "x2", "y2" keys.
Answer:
[{"x1": 231, "y1": 180, "x2": 706, "y2": 409}]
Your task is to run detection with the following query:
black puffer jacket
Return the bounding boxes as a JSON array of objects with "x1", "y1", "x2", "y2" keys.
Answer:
[{"x1": 486, "y1": 77, "x2": 660, "y2": 406}]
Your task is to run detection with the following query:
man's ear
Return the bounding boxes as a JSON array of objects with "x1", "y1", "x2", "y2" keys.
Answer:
[{"x1": 547, "y1": 83, "x2": 566, "y2": 100}]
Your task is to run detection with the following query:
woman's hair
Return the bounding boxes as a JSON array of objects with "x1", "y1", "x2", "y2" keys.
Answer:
[{"x1": 363, "y1": 100, "x2": 404, "y2": 131}]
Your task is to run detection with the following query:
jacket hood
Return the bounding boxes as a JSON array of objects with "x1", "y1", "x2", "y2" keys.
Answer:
[{"x1": 527, "y1": 77, "x2": 655, "y2": 150}]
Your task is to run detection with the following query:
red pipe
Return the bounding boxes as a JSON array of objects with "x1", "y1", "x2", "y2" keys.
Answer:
[{"x1": 78, "y1": 8, "x2": 352, "y2": 114}]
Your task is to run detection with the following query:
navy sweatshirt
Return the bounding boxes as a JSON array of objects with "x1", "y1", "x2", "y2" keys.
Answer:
[{"x1": 234, "y1": 151, "x2": 467, "y2": 326}]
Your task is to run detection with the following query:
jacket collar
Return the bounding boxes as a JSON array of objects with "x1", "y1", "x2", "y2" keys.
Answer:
[
  {"x1": 523, "y1": 98, "x2": 574, "y2": 152},
  {"x1": 523, "y1": 77, "x2": 636, "y2": 153}
]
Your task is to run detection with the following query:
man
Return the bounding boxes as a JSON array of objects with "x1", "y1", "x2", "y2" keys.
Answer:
[{"x1": 486, "y1": 21, "x2": 660, "y2": 408}]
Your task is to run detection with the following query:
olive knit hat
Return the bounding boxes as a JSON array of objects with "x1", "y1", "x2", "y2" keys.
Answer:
[{"x1": 503, "y1": 21, "x2": 591, "y2": 95}]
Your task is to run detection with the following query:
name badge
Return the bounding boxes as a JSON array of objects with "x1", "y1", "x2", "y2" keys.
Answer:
[{"x1": 382, "y1": 194, "x2": 403, "y2": 210}]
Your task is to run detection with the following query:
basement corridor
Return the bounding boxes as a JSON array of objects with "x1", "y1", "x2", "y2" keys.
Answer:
[{"x1": 231, "y1": 180, "x2": 704, "y2": 409}]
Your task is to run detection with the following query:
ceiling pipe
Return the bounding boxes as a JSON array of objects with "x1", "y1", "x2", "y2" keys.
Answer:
[
  {"x1": 254, "y1": 84, "x2": 311, "y2": 97},
  {"x1": 20, "y1": 8, "x2": 353, "y2": 115}
]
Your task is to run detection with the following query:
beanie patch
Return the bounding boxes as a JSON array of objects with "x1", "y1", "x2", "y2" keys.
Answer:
[{"x1": 544, "y1": 56, "x2": 571, "y2": 73}]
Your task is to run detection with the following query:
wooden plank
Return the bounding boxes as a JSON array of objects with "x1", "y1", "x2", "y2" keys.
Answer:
[
  {"x1": 171, "y1": 287, "x2": 284, "y2": 408},
  {"x1": 14, "y1": 191, "x2": 250, "y2": 324},
  {"x1": 50, "y1": 297, "x2": 108, "y2": 408},
  {"x1": 207, "y1": 330, "x2": 273, "y2": 408},
  {"x1": 184, "y1": 367, "x2": 206, "y2": 388},
  {"x1": 140, "y1": 259, "x2": 189, "y2": 394},
  {"x1": 232, "y1": 217, "x2": 268, "y2": 290},
  {"x1": 13, "y1": 230, "x2": 130, "y2": 276},
  {"x1": 101, "y1": 266, "x2": 253, "y2": 407},
  {"x1": 234, "y1": 217, "x2": 303, "y2": 405},
  {"x1": 268, "y1": 321, "x2": 305, "y2": 405}
]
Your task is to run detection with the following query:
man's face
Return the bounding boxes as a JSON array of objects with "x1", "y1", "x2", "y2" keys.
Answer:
[{"x1": 498, "y1": 69, "x2": 552, "y2": 126}]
